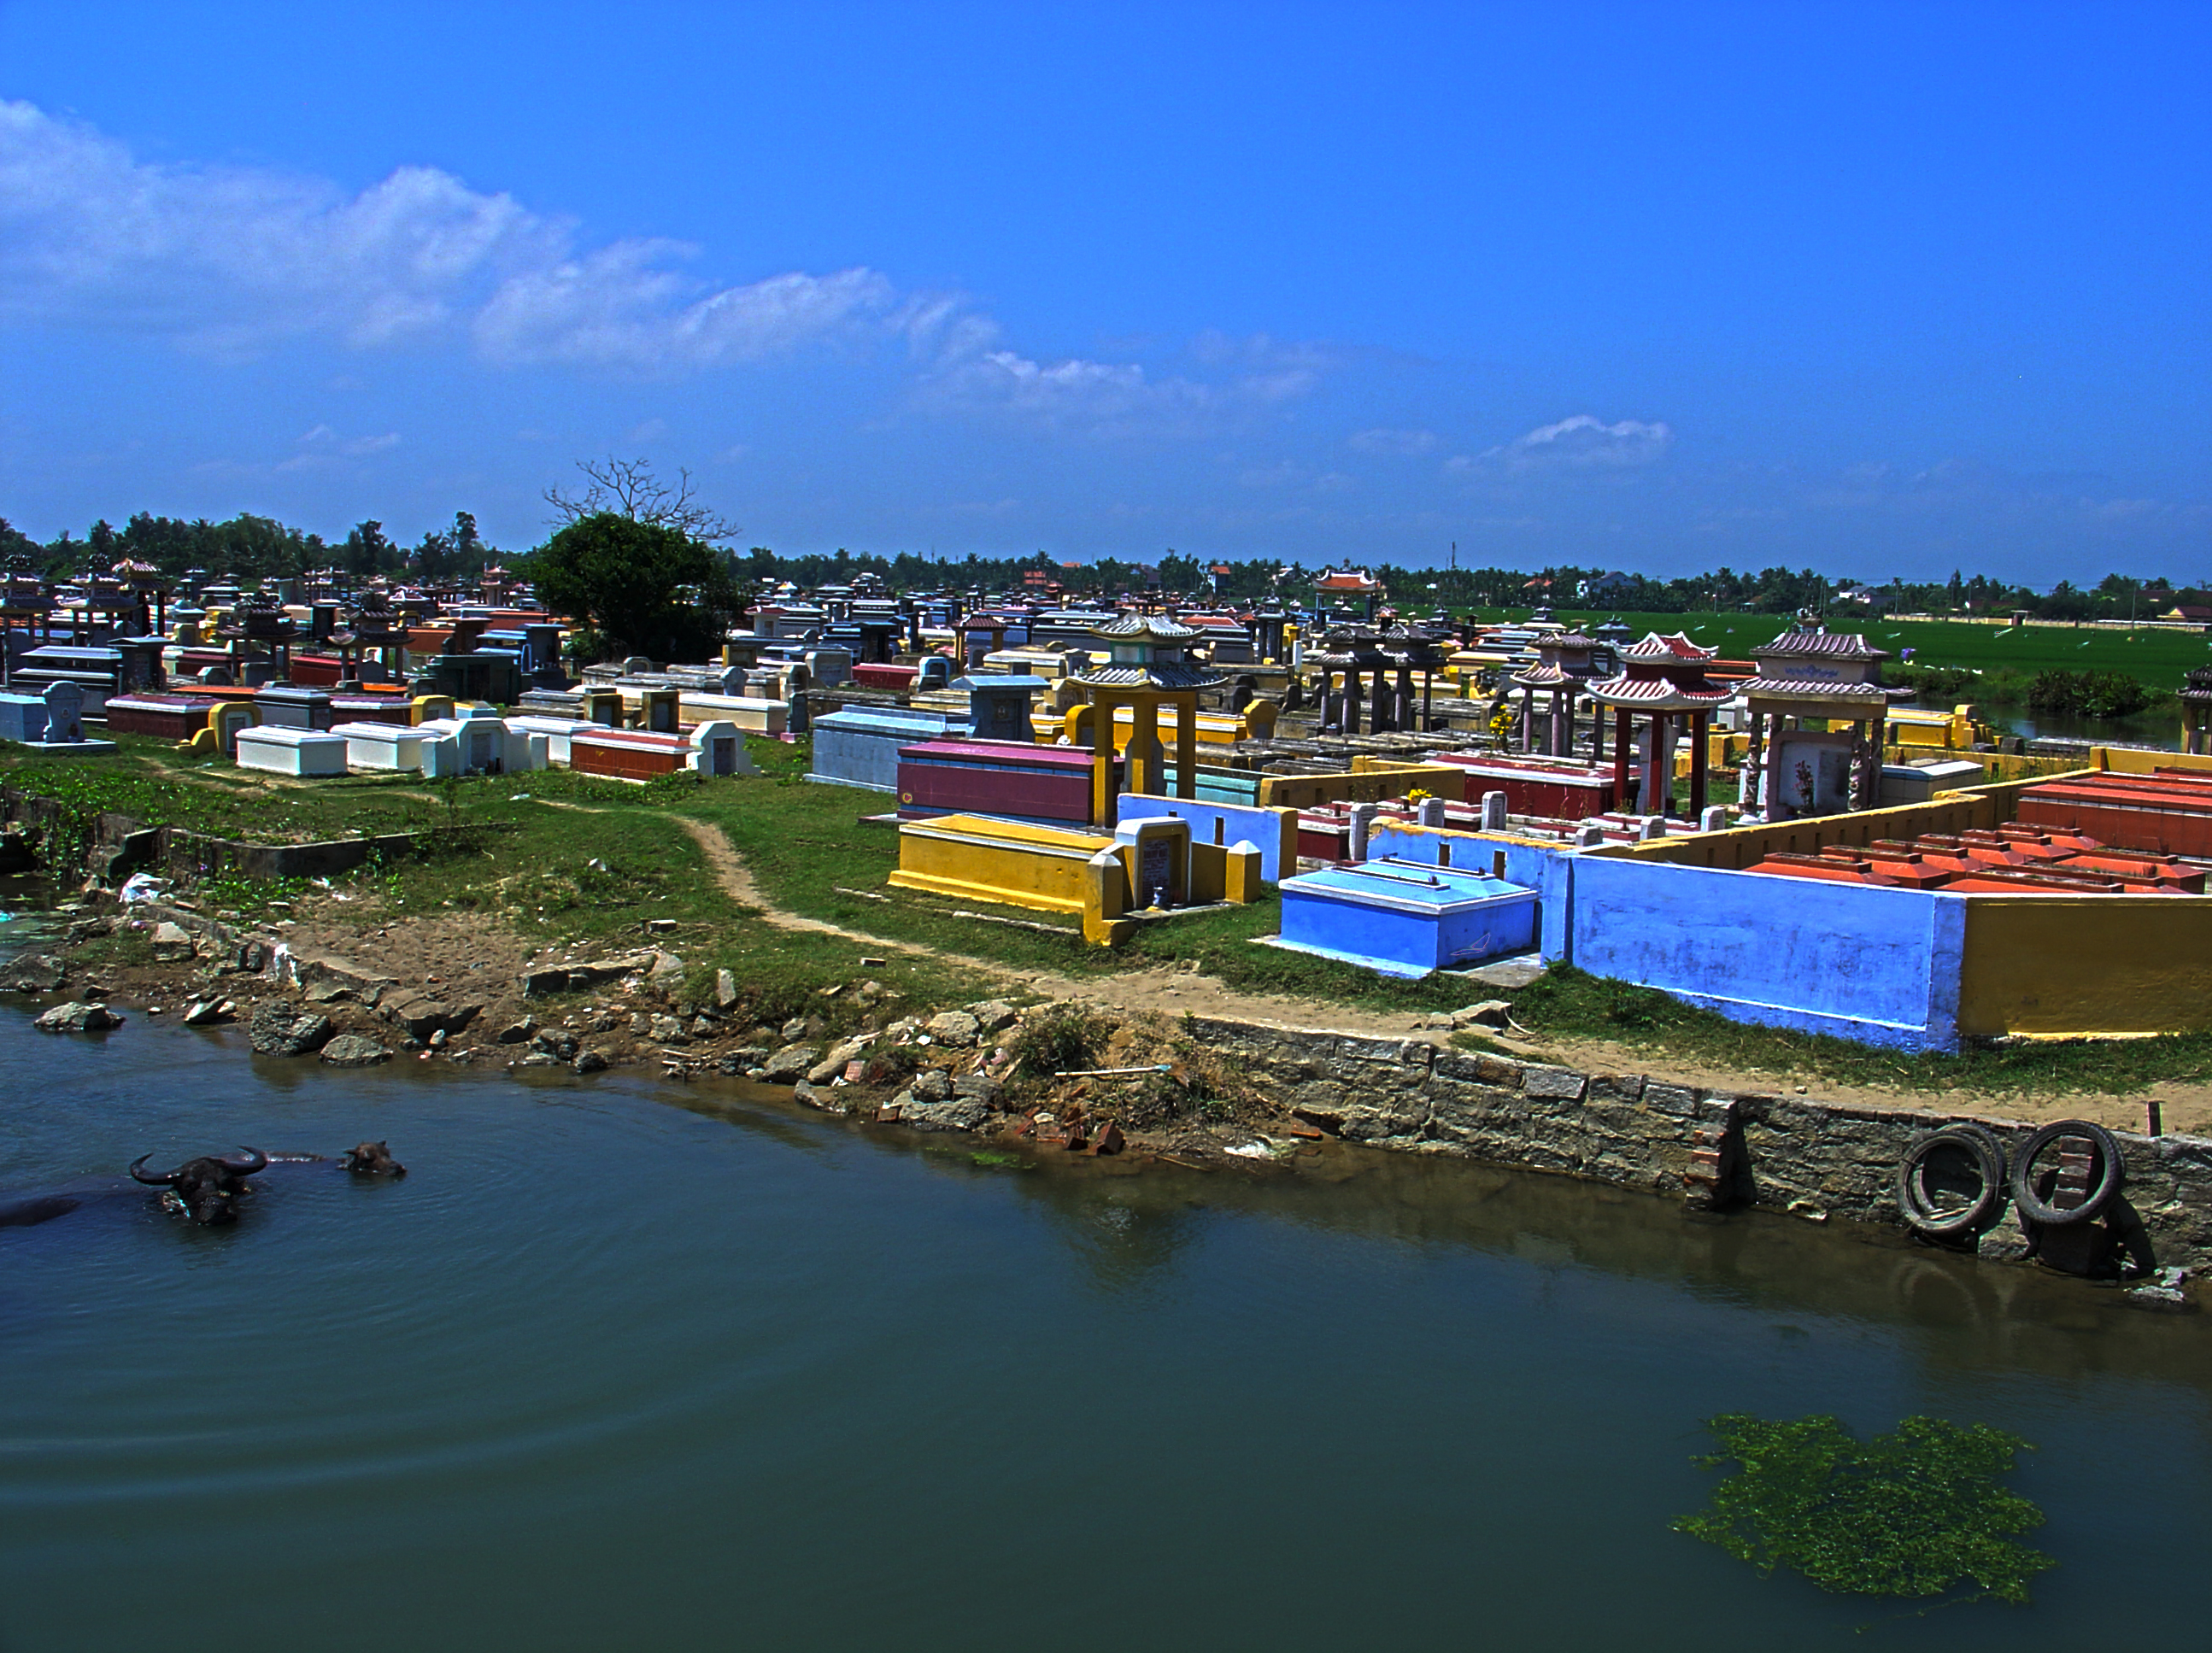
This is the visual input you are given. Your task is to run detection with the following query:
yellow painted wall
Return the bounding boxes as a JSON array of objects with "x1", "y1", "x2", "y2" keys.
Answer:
[
  {"x1": 2095, "y1": 746, "x2": 2212, "y2": 776},
  {"x1": 1270, "y1": 761, "x2": 1470, "y2": 811},
  {"x1": 1044, "y1": 702, "x2": 1275, "y2": 749},
  {"x1": 889, "y1": 815, "x2": 1106, "y2": 913},
  {"x1": 1959, "y1": 894, "x2": 2212, "y2": 1036}
]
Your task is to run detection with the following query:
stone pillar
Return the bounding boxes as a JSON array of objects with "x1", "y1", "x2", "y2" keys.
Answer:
[
  {"x1": 1642, "y1": 712, "x2": 1669, "y2": 818},
  {"x1": 1088, "y1": 692, "x2": 1118, "y2": 826},
  {"x1": 1521, "y1": 687, "x2": 1535, "y2": 751},
  {"x1": 1611, "y1": 706, "x2": 1633, "y2": 810},
  {"x1": 1128, "y1": 698, "x2": 1162, "y2": 797},
  {"x1": 1173, "y1": 693, "x2": 1199, "y2": 801},
  {"x1": 1687, "y1": 711, "x2": 1709, "y2": 819},
  {"x1": 1549, "y1": 688, "x2": 1570, "y2": 757}
]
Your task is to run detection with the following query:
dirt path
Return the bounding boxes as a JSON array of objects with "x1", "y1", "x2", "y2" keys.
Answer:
[{"x1": 672, "y1": 817, "x2": 1446, "y2": 1040}]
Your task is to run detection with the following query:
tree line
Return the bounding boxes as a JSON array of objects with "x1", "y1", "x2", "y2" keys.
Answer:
[{"x1": 3, "y1": 503, "x2": 2202, "y2": 627}]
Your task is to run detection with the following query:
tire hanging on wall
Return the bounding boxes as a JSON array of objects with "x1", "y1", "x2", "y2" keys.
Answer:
[
  {"x1": 1895, "y1": 1127, "x2": 2008, "y2": 1237},
  {"x1": 2009, "y1": 1119, "x2": 2125, "y2": 1228}
]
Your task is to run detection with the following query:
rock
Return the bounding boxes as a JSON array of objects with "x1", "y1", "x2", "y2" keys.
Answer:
[
  {"x1": 181, "y1": 998, "x2": 229, "y2": 1026},
  {"x1": 644, "y1": 918, "x2": 678, "y2": 935},
  {"x1": 427, "y1": 1029, "x2": 449, "y2": 1050},
  {"x1": 320, "y1": 1034, "x2": 393, "y2": 1068},
  {"x1": 631, "y1": 1012, "x2": 653, "y2": 1035},
  {"x1": 519, "y1": 1052, "x2": 558, "y2": 1067},
  {"x1": 779, "y1": 1016, "x2": 810, "y2": 1041},
  {"x1": 0, "y1": 953, "x2": 66, "y2": 993},
  {"x1": 902, "y1": 1096, "x2": 991, "y2": 1132},
  {"x1": 1452, "y1": 1000, "x2": 1513, "y2": 1030},
  {"x1": 648, "y1": 950, "x2": 685, "y2": 982},
  {"x1": 964, "y1": 999, "x2": 1019, "y2": 1034},
  {"x1": 572, "y1": 1049, "x2": 608, "y2": 1075},
  {"x1": 689, "y1": 1015, "x2": 718, "y2": 1038},
  {"x1": 925, "y1": 1010, "x2": 981, "y2": 1048},
  {"x1": 807, "y1": 1033, "x2": 878, "y2": 1085},
  {"x1": 533, "y1": 1029, "x2": 581, "y2": 1061},
  {"x1": 304, "y1": 980, "x2": 356, "y2": 1005},
  {"x1": 496, "y1": 1018, "x2": 537, "y2": 1045},
  {"x1": 648, "y1": 1015, "x2": 689, "y2": 1046},
  {"x1": 952, "y1": 1070, "x2": 1003, "y2": 1106},
  {"x1": 381, "y1": 995, "x2": 480, "y2": 1042},
  {"x1": 760, "y1": 1041, "x2": 821, "y2": 1082},
  {"x1": 248, "y1": 1003, "x2": 333, "y2": 1057},
  {"x1": 149, "y1": 921, "x2": 195, "y2": 961},
  {"x1": 34, "y1": 1000, "x2": 119, "y2": 1034},
  {"x1": 714, "y1": 968, "x2": 740, "y2": 1011},
  {"x1": 912, "y1": 1066, "x2": 954, "y2": 1103}
]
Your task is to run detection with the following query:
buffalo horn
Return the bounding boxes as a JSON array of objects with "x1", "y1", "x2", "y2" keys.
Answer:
[
  {"x1": 217, "y1": 1147, "x2": 269, "y2": 1176},
  {"x1": 128, "y1": 1153, "x2": 180, "y2": 1187}
]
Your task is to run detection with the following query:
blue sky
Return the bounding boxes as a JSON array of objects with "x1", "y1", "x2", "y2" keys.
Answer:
[{"x1": 0, "y1": 1, "x2": 2204, "y2": 581}]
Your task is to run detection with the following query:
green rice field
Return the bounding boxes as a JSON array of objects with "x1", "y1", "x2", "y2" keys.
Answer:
[{"x1": 1467, "y1": 608, "x2": 2212, "y2": 689}]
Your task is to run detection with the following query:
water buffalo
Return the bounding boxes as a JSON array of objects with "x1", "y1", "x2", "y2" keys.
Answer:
[
  {"x1": 129, "y1": 1146, "x2": 269, "y2": 1225},
  {"x1": 340, "y1": 1140, "x2": 406, "y2": 1176},
  {"x1": 0, "y1": 1193, "x2": 81, "y2": 1228}
]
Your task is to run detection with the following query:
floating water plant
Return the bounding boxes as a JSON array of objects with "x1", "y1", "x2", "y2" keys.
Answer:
[{"x1": 1675, "y1": 1413, "x2": 2054, "y2": 1604}]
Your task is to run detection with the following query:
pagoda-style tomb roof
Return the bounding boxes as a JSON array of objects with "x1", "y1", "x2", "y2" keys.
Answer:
[
  {"x1": 1584, "y1": 631, "x2": 1733, "y2": 712},
  {"x1": 1070, "y1": 613, "x2": 1225, "y2": 690}
]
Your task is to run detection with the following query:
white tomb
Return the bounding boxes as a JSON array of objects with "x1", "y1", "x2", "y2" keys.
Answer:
[
  {"x1": 234, "y1": 724, "x2": 350, "y2": 777},
  {"x1": 329, "y1": 720, "x2": 433, "y2": 773}
]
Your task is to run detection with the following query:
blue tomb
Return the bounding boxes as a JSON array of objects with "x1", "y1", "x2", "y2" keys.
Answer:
[
  {"x1": 1272, "y1": 858, "x2": 1539, "y2": 978},
  {"x1": 807, "y1": 706, "x2": 951, "y2": 793}
]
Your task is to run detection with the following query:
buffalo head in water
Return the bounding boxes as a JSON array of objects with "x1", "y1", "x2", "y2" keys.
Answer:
[
  {"x1": 340, "y1": 1140, "x2": 406, "y2": 1176},
  {"x1": 130, "y1": 1147, "x2": 268, "y2": 1225}
]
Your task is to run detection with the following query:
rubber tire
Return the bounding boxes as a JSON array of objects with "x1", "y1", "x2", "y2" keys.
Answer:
[
  {"x1": 1897, "y1": 1128, "x2": 2006, "y2": 1237},
  {"x1": 2010, "y1": 1119, "x2": 2125, "y2": 1227}
]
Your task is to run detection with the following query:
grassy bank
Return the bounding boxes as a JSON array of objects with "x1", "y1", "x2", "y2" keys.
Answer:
[{"x1": 1491, "y1": 964, "x2": 2212, "y2": 1099}]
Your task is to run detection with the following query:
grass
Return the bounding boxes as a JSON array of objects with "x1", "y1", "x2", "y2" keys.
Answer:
[
  {"x1": 1463, "y1": 608, "x2": 2212, "y2": 692},
  {"x1": 683, "y1": 746, "x2": 1474, "y2": 1015},
  {"x1": 1484, "y1": 964, "x2": 2212, "y2": 1097}
]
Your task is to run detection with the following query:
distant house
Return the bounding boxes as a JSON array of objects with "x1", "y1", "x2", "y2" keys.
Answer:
[
  {"x1": 2163, "y1": 605, "x2": 2212, "y2": 624},
  {"x1": 1578, "y1": 571, "x2": 1632, "y2": 601},
  {"x1": 1834, "y1": 587, "x2": 1895, "y2": 613}
]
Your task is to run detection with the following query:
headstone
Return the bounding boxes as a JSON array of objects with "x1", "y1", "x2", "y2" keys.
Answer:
[
  {"x1": 1479, "y1": 789, "x2": 1508, "y2": 832},
  {"x1": 1638, "y1": 815, "x2": 1669, "y2": 841},
  {"x1": 40, "y1": 681, "x2": 84, "y2": 744},
  {"x1": 787, "y1": 690, "x2": 810, "y2": 734},
  {"x1": 620, "y1": 656, "x2": 654, "y2": 677},
  {"x1": 1699, "y1": 805, "x2": 1728, "y2": 833},
  {"x1": 1575, "y1": 822, "x2": 1606, "y2": 847},
  {"x1": 1416, "y1": 796, "x2": 1446, "y2": 828},
  {"x1": 917, "y1": 655, "x2": 954, "y2": 690},
  {"x1": 1347, "y1": 801, "x2": 1379, "y2": 863}
]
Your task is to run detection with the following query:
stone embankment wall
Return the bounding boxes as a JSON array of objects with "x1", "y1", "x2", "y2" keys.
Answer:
[
  {"x1": 1, "y1": 784, "x2": 472, "y2": 881},
  {"x1": 1176, "y1": 1014, "x2": 2212, "y2": 1270}
]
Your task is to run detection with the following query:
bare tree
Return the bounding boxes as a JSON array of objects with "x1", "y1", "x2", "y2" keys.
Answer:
[{"x1": 543, "y1": 457, "x2": 738, "y2": 542}]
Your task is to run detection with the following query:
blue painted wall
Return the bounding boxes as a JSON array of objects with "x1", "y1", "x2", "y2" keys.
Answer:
[
  {"x1": 807, "y1": 706, "x2": 947, "y2": 793},
  {"x1": 1117, "y1": 794, "x2": 1294, "y2": 881},
  {"x1": 1366, "y1": 824, "x2": 1577, "y2": 960},
  {"x1": 1569, "y1": 857, "x2": 1965, "y2": 1052}
]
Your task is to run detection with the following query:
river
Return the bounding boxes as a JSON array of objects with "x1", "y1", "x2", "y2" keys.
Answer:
[{"x1": 3, "y1": 895, "x2": 2209, "y2": 1649}]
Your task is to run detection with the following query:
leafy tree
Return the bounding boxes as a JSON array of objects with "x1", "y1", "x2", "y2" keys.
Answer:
[
  {"x1": 520, "y1": 512, "x2": 740, "y2": 662},
  {"x1": 343, "y1": 520, "x2": 392, "y2": 577}
]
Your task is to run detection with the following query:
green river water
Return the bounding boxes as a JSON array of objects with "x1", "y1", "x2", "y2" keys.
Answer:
[{"x1": 2, "y1": 893, "x2": 2208, "y2": 1650}]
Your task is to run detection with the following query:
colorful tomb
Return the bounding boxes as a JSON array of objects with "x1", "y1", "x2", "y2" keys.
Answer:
[
  {"x1": 1273, "y1": 859, "x2": 1539, "y2": 978},
  {"x1": 896, "y1": 739, "x2": 1103, "y2": 825},
  {"x1": 572, "y1": 721, "x2": 751, "y2": 783}
]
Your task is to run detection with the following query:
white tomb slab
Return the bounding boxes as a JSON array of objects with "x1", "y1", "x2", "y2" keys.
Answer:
[
  {"x1": 234, "y1": 724, "x2": 350, "y2": 777},
  {"x1": 503, "y1": 714, "x2": 596, "y2": 766},
  {"x1": 329, "y1": 720, "x2": 432, "y2": 772}
]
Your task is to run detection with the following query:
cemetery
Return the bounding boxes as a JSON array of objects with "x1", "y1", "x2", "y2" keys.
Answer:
[{"x1": 9, "y1": 559, "x2": 2212, "y2": 1073}]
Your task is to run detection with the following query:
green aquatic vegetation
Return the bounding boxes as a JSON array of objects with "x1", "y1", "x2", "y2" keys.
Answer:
[
  {"x1": 969, "y1": 1151, "x2": 1024, "y2": 1169},
  {"x1": 1675, "y1": 1414, "x2": 2054, "y2": 1605}
]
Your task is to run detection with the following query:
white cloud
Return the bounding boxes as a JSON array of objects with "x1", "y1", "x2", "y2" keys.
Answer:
[
  {"x1": 1348, "y1": 426, "x2": 1440, "y2": 455},
  {"x1": 0, "y1": 97, "x2": 1334, "y2": 436},
  {"x1": 1452, "y1": 414, "x2": 1675, "y2": 473},
  {"x1": 0, "y1": 98, "x2": 909, "y2": 373},
  {"x1": 275, "y1": 424, "x2": 400, "y2": 470}
]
